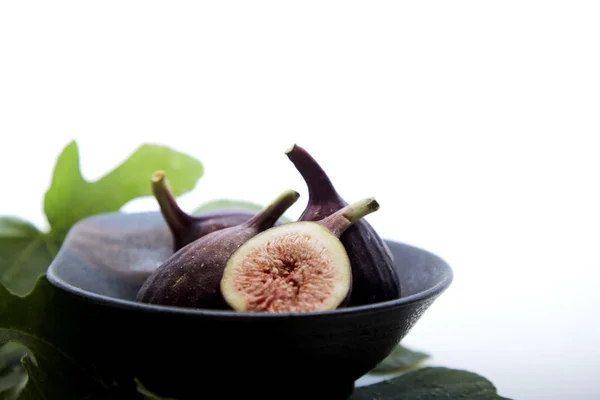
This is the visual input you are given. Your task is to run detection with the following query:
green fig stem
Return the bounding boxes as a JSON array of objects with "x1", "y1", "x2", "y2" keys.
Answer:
[
  {"x1": 247, "y1": 189, "x2": 300, "y2": 231},
  {"x1": 285, "y1": 144, "x2": 341, "y2": 204},
  {"x1": 319, "y1": 197, "x2": 380, "y2": 237},
  {"x1": 151, "y1": 170, "x2": 191, "y2": 239}
]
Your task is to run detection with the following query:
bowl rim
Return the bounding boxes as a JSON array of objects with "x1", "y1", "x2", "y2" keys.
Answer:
[{"x1": 46, "y1": 213, "x2": 454, "y2": 320}]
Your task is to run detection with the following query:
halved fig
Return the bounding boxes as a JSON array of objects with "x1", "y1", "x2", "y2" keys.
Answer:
[{"x1": 220, "y1": 197, "x2": 380, "y2": 313}]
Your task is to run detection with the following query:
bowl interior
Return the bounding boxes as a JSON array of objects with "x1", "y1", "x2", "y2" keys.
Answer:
[{"x1": 47, "y1": 211, "x2": 453, "y2": 314}]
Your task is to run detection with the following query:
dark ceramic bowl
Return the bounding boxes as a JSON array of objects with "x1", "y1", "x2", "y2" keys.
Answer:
[{"x1": 46, "y1": 211, "x2": 453, "y2": 400}]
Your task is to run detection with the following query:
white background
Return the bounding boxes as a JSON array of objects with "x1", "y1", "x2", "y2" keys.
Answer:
[{"x1": 1, "y1": 2, "x2": 599, "y2": 399}]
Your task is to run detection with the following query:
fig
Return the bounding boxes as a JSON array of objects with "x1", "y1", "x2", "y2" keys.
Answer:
[
  {"x1": 284, "y1": 144, "x2": 401, "y2": 306},
  {"x1": 151, "y1": 170, "x2": 257, "y2": 251},
  {"x1": 220, "y1": 197, "x2": 380, "y2": 313},
  {"x1": 136, "y1": 189, "x2": 300, "y2": 309}
]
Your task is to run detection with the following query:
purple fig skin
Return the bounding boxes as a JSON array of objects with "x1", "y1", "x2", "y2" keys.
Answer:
[
  {"x1": 136, "y1": 189, "x2": 300, "y2": 309},
  {"x1": 285, "y1": 144, "x2": 401, "y2": 306},
  {"x1": 172, "y1": 208, "x2": 256, "y2": 252},
  {"x1": 316, "y1": 197, "x2": 381, "y2": 308},
  {"x1": 151, "y1": 171, "x2": 268, "y2": 252}
]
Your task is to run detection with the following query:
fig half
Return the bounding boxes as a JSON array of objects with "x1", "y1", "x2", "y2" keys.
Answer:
[
  {"x1": 220, "y1": 197, "x2": 380, "y2": 313},
  {"x1": 285, "y1": 144, "x2": 401, "y2": 306},
  {"x1": 136, "y1": 189, "x2": 300, "y2": 309},
  {"x1": 151, "y1": 170, "x2": 257, "y2": 251}
]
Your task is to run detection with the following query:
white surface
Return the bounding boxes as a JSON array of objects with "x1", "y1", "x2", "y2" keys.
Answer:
[{"x1": 1, "y1": 2, "x2": 599, "y2": 399}]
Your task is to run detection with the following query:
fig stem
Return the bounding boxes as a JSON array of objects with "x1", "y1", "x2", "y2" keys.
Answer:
[
  {"x1": 319, "y1": 197, "x2": 380, "y2": 237},
  {"x1": 285, "y1": 144, "x2": 342, "y2": 204},
  {"x1": 151, "y1": 170, "x2": 191, "y2": 239},
  {"x1": 247, "y1": 189, "x2": 300, "y2": 231}
]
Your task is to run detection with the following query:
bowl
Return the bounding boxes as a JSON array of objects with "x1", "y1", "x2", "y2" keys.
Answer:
[{"x1": 46, "y1": 211, "x2": 453, "y2": 400}]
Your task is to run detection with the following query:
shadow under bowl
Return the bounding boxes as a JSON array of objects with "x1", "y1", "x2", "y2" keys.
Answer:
[{"x1": 47, "y1": 211, "x2": 453, "y2": 400}]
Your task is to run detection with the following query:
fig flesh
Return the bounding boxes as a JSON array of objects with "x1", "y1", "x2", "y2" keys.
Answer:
[
  {"x1": 136, "y1": 189, "x2": 300, "y2": 309},
  {"x1": 151, "y1": 170, "x2": 258, "y2": 252},
  {"x1": 285, "y1": 144, "x2": 401, "y2": 306},
  {"x1": 220, "y1": 197, "x2": 380, "y2": 313}
]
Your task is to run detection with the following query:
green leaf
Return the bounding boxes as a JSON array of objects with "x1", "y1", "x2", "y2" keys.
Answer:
[
  {"x1": 193, "y1": 199, "x2": 264, "y2": 214},
  {"x1": 0, "y1": 342, "x2": 28, "y2": 399},
  {"x1": 370, "y1": 344, "x2": 430, "y2": 374},
  {"x1": 135, "y1": 379, "x2": 177, "y2": 400},
  {"x1": 351, "y1": 367, "x2": 511, "y2": 400},
  {"x1": 1, "y1": 140, "x2": 205, "y2": 296},
  {"x1": 44, "y1": 141, "x2": 204, "y2": 240},
  {"x1": 0, "y1": 218, "x2": 57, "y2": 296},
  {"x1": 0, "y1": 277, "x2": 121, "y2": 399},
  {"x1": 193, "y1": 199, "x2": 293, "y2": 223}
]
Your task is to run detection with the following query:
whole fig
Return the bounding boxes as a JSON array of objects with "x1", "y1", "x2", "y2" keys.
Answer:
[
  {"x1": 285, "y1": 144, "x2": 401, "y2": 306},
  {"x1": 151, "y1": 170, "x2": 258, "y2": 252},
  {"x1": 136, "y1": 189, "x2": 300, "y2": 309},
  {"x1": 221, "y1": 197, "x2": 380, "y2": 313}
]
